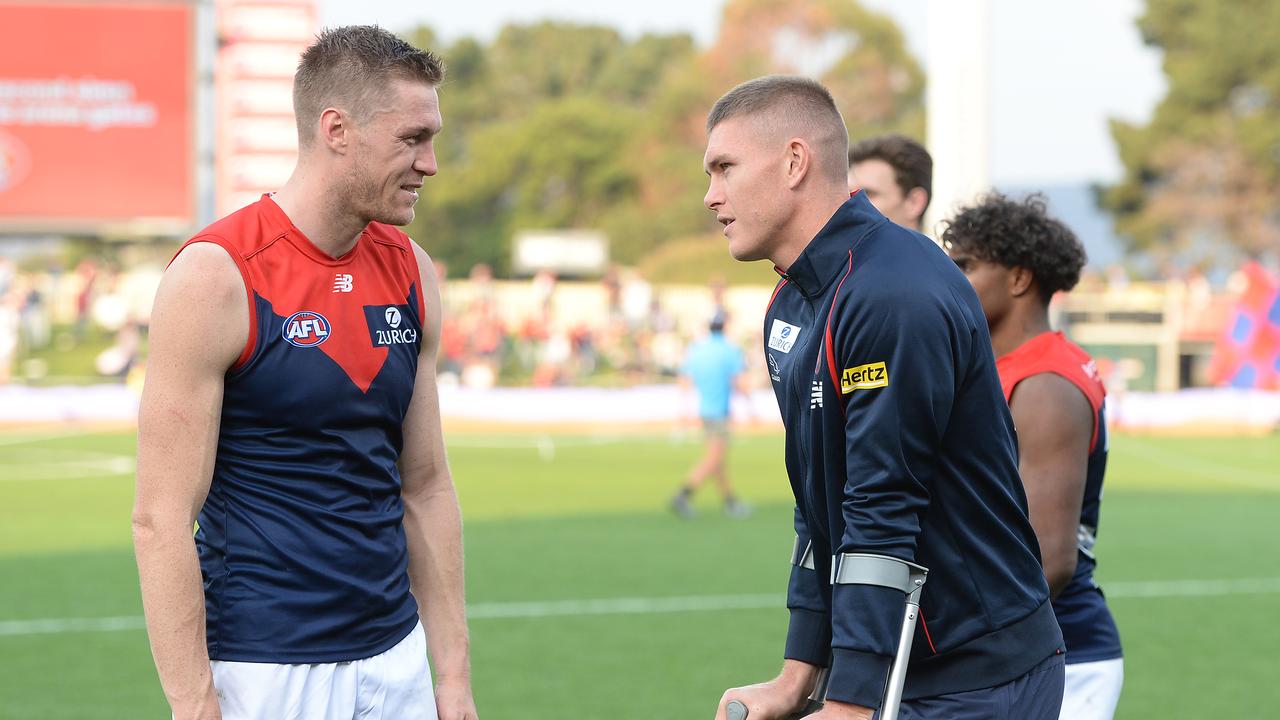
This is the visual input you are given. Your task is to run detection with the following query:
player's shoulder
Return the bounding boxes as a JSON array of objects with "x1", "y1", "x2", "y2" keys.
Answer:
[
  {"x1": 1023, "y1": 332, "x2": 1094, "y2": 372},
  {"x1": 1009, "y1": 371, "x2": 1096, "y2": 425},
  {"x1": 160, "y1": 241, "x2": 246, "y2": 315},
  {"x1": 1006, "y1": 332, "x2": 1105, "y2": 403},
  {"x1": 841, "y1": 233, "x2": 969, "y2": 326},
  {"x1": 189, "y1": 196, "x2": 288, "y2": 258},
  {"x1": 851, "y1": 228, "x2": 961, "y2": 299}
]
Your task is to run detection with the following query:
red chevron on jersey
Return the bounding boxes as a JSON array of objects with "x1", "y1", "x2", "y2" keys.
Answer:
[{"x1": 173, "y1": 194, "x2": 424, "y2": 393}]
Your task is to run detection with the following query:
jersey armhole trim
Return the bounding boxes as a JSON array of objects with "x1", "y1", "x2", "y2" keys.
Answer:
[
  {"x1": 173, "y1": 237, "x2": 257, "y2": 371},
  {"x1": 402, "y1": 235, "x2": 427, "y2": 320}
]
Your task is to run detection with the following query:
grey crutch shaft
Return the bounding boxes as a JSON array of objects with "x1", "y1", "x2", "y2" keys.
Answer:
[{"x1": 878, "y1": 597, "x2": 922, "y2": 720}]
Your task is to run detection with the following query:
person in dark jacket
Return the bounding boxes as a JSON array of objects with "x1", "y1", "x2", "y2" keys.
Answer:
[{"x1": 704, "y1": 75, "x2": 1065, "y2": 720}]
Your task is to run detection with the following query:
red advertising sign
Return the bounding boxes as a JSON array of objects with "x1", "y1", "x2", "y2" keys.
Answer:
[{"x1": 0, "y1": 2, "x2": 194, "y2": 230}]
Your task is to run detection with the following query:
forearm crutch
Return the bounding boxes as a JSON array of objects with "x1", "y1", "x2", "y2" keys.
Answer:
[
  {"x1": 833, "y1": 553, "x2": 929, "y2": 720},
  {"x1": 725, "y1": 553, "x2": 928, "y2": 720}
]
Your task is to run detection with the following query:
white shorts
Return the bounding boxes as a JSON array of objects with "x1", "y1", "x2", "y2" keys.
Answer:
[
  {"x1": 207, "y1": 622, "x2": 436, "y2": 720},
  {"x1": 1060, "y1": 657, "x2": 1123, "y2": 720}
]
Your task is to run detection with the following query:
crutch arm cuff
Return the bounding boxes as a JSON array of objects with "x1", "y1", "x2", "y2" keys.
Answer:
[
  {"x1": 783, "y1": 608, "x2": 831, "y2": 667},
  {"x1": 824, "y1": 648, "x2": 892, "y2": 709}
]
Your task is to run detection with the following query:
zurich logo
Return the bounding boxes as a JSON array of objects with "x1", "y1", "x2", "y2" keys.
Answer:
[
  {"x1": 384, "y1": 307, "x2": 402, "y2": 329},
  {"x1": 282, "y1": 310, "x2": 331, "y2": 347}
]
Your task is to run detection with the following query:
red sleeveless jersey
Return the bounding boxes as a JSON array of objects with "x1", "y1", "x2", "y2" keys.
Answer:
[{"x1": 174, "y1": 194, "x2": 426, "y2": 662}]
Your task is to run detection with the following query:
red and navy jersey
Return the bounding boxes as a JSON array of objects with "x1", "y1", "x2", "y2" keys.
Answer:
[
  {"x1": 999, "y1": 331, "x2": 1123, "y2": 663},
  {"x1": 182, "y1": 195, "x2": 424, "y2": 662}
]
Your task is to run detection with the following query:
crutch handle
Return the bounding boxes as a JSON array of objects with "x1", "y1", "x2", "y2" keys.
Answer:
[{"x1": 724, "y1": 693, "x2": 825, "y2": 719}]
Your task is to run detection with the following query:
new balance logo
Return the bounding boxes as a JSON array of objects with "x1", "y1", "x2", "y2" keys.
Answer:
[
  {"x1": 333, "y1": 274, "x2": 353, "y2": 293},
  {"x1": 810, "y1": 379, "x2": 823, "y2": 409}
]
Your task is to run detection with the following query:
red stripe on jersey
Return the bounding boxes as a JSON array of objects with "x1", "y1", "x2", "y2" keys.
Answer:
[
  {"x1": 919, "y1": 609, "x2": 938, "y2": 654},
  {"x1": 766, "y1": 277, "x2": 789, "y2": 314},
  {"x1": 825, "y1": 252, "x2": 854, "y2": 408}
]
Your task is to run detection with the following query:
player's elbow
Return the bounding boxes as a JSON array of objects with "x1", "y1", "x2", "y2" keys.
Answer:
[
  {"x1": 1044, "y1": 550, "x2": 1078, "y2": 599},
  {"x1": 130, "y1": 510, "x2": 161, "y2": 550},
  {"x1": 130, "y1": 508, "x2": 185, "y2": 552}
]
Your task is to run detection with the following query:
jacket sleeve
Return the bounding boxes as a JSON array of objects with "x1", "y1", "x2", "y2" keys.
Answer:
[
  {"x1": 823, "y1": 291, "x2": 960, "y2": 707},
  {"x1": 784, "y1": 505, "x2": 830, "y2": 667}
]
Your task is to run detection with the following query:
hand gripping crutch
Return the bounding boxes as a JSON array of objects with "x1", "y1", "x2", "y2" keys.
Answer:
[
  {"x1": 725, "y1": 666, "x2": 828, "y2": 720},
  {"x1": 725, "y1": 553, "x2": 927, "y2": 720}
]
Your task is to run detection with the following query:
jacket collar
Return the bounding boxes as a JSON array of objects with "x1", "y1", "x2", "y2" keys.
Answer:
[{"x1": 777, "y1": 191, "x2": 886, "y2": 299}]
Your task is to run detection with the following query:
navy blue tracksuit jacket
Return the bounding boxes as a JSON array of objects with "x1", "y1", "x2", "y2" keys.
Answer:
[{"x1": 764, "y1": 193, "x2": 1064, "y2": 709}]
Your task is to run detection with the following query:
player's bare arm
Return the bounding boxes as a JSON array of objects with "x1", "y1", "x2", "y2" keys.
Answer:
[
  {"x1": 1009, "y1": 372, "x2": 1093, "y2": 598},
  {"x1": 133, "y1": 242, "x2": 247, "y2": 720},
  {"x1": 399, "y1": 240, "x2": 477, "y2": 720}
]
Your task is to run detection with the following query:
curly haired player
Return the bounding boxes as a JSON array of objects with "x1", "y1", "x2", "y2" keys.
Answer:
[{"x1": 944, "y1": 192, "x2": 1123, "y2": 720}]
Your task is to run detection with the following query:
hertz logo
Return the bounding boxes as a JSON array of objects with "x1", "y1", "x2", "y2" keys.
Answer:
[{"x1": 841, "y1": 362, "x2": 888, "y2": 394}]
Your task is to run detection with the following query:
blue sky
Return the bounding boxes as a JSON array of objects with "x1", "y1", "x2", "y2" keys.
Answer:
[{"x1": 318, "y1": 0, "x2": 1166, "y2": 187}]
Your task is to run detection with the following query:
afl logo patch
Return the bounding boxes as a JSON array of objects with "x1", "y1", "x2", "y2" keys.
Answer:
[{"x1": 282, "y1": 311, "x2": 332, "y2": 347}]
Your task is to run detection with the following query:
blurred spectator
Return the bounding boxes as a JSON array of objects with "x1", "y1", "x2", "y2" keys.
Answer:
[
  {"x1": 0, "y1": 288, "x2": 17, "y2": 384},
  {"x1": 95, "y1": 321, "x2": 142, "y2": 379},
  {"x1": 18, "y1": 274, "x2": 50, "y2": 350},
  {"x1": 73, "y1": 258, "x2": 98, "y2": 340},
  {"x1": 670, "y1": 311, "x2": 750, "y2": 519}
]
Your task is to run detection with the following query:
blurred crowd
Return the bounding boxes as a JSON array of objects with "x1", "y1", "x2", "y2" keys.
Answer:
[
  {"x1": 0, "y1": 253, "x2": 1259, "y2": 390},
  {"x1": 0, "y1": 256, "x2": 154, "y2": 386},
  {"x1": 434, "y1": 262, "x2": 764, "y2": 390}
]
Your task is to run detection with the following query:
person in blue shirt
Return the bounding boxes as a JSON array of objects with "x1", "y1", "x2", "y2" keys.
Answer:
[{"x1": 671, "y1": 312, "x2": 750, "y2": 518}]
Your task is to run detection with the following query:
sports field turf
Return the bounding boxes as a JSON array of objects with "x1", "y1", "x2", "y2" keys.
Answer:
[{"x1": 1, "y1": 427, "x2": 1278, "y2": 719}]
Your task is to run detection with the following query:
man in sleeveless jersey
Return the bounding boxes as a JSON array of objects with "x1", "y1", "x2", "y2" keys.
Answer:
[
  {"x1": 944, "y1": 193, "x2": 1124, "y2": 720},
  {"x1": 705, "y1": 76, "x2": 1064, "y2": 720},
  {"x1": 134, "y1": 27, "x2": 477, "y2": 720}
]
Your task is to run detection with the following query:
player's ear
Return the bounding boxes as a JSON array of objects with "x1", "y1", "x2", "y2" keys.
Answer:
[
  {"x1": 905, "y1": 187, "x2": 929, "y2": 221},
  {"x1": 318, "y1": 107, "x2": 350, "y2": 154},
  {"x1": 784, "y1": 138, "x2": 812, "y2": 189},
  {"x1": 1009, "y1": 266, "x2": 1035, "y2": 297}
]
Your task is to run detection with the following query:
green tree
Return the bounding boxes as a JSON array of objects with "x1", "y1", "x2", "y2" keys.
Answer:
[
  {"x1": 402, "y1": 2, "x2": 924, "y2": 275},
  {"x1": 609, "y1": 0, "x2": 924, "y2": 265},
  {"x1": 1104, "y1": 0, "x2": 1280, "y2": 264},
  {"x1": 417, "y1": 97, "x2": 642, "y2": 273},
  {"x1": 407, "y1": 22, "x2": 696, "y2": 271}
]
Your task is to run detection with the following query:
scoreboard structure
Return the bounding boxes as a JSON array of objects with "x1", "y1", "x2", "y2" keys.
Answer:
[{"x1": 0, "y1": 1, "x2": 199, "y2": 234}]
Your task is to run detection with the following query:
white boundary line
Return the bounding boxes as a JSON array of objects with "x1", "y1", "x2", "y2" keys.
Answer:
[{"x1": 3, "y1": 577, "x2": 1280, "y2": 638}]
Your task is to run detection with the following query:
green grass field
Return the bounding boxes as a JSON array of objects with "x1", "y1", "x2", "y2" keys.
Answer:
[{"x1": 2, "y1": 428, "x2": 1278, "y2": 719}]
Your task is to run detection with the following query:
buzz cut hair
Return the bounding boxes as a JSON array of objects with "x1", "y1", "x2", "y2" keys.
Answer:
[
  {"x1": 706, "y1": 75, "x2": 850, "y2": 184},
  {"x1": 293, "y1": 25, "x2": 445, "y2": 147}
]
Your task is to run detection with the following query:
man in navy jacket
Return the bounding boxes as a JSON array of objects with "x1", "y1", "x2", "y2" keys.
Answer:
[{"x1": 706, "y1": 76, "x2": 1065, "y2": 720}]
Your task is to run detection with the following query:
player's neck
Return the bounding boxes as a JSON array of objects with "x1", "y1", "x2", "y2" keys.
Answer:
[
  {"x1": 772, "y1": 190, "x2": 850, "y2": 272},
  {"x1": 272, "y1": 167, "x2": 366, "y2": 259},
  {"x1": 992, "y1": 305, "x2": 1052, "y2": 358}
]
